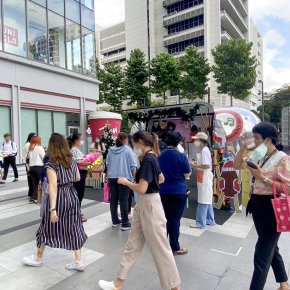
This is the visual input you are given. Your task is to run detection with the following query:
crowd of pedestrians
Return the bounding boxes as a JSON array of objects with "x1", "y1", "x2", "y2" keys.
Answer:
[{"x1": 1, "y1": 120, "x2": 290, "y2": 290}]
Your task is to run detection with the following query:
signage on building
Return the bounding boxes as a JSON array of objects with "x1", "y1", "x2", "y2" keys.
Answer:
[{"x1": 4, "y1": 25, "x2": 18, "y2": 47}]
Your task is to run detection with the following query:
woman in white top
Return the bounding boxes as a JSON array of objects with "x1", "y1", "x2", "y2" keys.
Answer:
[
  {"x1": 23, "y1": 132, "x2": 36, "y2": 200},
  {"x1": 190, "y1": 132, "x2": 215, "y2": 229},
  {"x1": 90, "y1": 136, "x2": 106, "y2": 154},
  {"x1": 29, "y1": 135, "x2": 45, "y2": 203}
]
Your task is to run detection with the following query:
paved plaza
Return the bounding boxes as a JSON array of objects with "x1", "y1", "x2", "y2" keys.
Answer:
[{"x1": 1, "y1": 167, "x2": 290, "y2": 290}]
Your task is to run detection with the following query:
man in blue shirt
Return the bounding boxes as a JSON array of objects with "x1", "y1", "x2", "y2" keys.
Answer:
[{"x1": 158, "y1": 131, "x2": 191, "y2": 255}]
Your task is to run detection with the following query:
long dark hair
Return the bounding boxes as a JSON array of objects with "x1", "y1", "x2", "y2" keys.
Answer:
[
  {"x1": 133, "y1": 131, "x2": 160, "y2": 156},
  {"x1": 47, "y1": 133, "x2": 72, "y2": 168},
  {"x1": 26, "y1": 132, "x2": 36, "y2": 143},
  {"x1": 67, "y1": 133, "x2": 81, "y2": 149},
  {"x1": 94, "y1": 136, "x2": 104, "y2": 149}
]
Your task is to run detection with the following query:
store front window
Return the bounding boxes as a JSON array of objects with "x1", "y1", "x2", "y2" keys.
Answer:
[
  {"x1": 28, "y1": 2, "x2": 47, "y2": 63},
  {"x1": 0, "y1": 106, "x2": 11, "y2": 140},
  {"x1": 82, "y1": 27, "x2": 96, "y2": 76},
  {"x1": 0, "y1": 4, "x2": 2, "y2": 50},
  {"x1": 21, "y1": 108, "x2": 80, "y2": 149},
  {"x1": 66, "y1": 20, "x2": 82, "y2": 73},
  {"x1": 81, "y1": 0, "x2": 94, "y2": 10},
  {"x1": 48, "y1": 11, "x2": 66, "y2": 68},
  {"x1": 32, "y1": 0, "x2": 46, "y2": 7},
  {"x1": 3, "y1": 0, "x2": 27, "y2": 57}
]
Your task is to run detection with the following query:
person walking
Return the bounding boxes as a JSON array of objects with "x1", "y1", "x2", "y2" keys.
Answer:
[
  {"x1": 106, "y1": 132, "x2": 137, "y2": 230},
  {"x1": 23, "y1": 132, "x2": 36, "y2": 199},
  {"x1": 0, "y1": 133, "x2": 18, "y2": 184},
  {"x1": 190, "y1": 132, "x2": 215, "y2": 229},
  {"x1": 234, "y1": 122, "x2": 290, "y2": 290},
  {"x1": 23, "y1": 133, "x2": 87, "y2": 271},
  {"x1": 28, "y1": 136, "x2": 45, "y2": 203},
  {"x1": 68, "y1": 133, "x2": 90, "y2": 222},
  {"x1": 99, "y1": 131, "x2": 181, "y2": 290},
  {"x1": 158, "y1": 131, "x2": 191, "y2": 255}
]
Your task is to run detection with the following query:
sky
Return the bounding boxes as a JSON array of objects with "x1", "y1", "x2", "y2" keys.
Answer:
[{"x1": 95, "y1": 0, "x2": 290, "y2": 92}]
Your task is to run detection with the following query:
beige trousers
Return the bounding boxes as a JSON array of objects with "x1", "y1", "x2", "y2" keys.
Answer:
[{"x1": 117, "y1": 193, "x2": 181, "y2": 289}]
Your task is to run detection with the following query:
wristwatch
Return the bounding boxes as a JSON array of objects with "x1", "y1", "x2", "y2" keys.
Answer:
[
  {"x1": 49, "y1": 208, "x2": 56, "y2": 213},
  {"x1": 262, "y1": 177, "x2": 270, "y2": 184}
]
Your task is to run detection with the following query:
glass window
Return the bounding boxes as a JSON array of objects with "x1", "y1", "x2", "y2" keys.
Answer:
[
  {"x1": 21, "y1": 108, "x2": 37, "y2": 149},
  {"x1": 66, "y1": 0, "x2": 81, "y2": 23},
  {"x1": 81, "y1": 0, "x2": 94, "y2": 9},
  {"x1": 66, "y1": 20, "x2": 82, "y2": 73},
  {"x1": 3, "y1": 0, "x2": 27, "y2": 57},
  {"x1": 48, "y1": 11, "x2": 66, "y2": 68},
  {"x1": 32, "y1": 0, "x2": 46, "y2": 7},
  {"x1": 0, "y1": 3, "x2": 2, "y2": 50},
  {"x1": 81, "y1": 5, "x2": 95, "y2": 31},
  {"x1": 28, "y1": 2, "x2": 47, "y2": 63},
  {"x1": 53, "y1": 112, "x2": 67, "y2": 135},
  {"x1": 48, "y1": 0, "x2": 64, "y2": 16},
  {"x1": 82, "y1": 27, "x2": 96, "y2": 76},
  {"x1": 0, "y1": 106, "x2": 11, "y2": 140},
  {"x1": 37, "y1": 110, "x2": 53, "y2": 148}
]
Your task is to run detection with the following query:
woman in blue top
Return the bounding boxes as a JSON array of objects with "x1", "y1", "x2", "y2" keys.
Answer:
[{"x1": 158, "y1": 131, "x2": 192, "y2": 255}]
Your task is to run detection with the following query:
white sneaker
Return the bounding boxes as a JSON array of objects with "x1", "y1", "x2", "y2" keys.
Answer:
[
  {"x1": 98, "y1": 280, "x2": 118, "y2": 290},
  {"x1": 65, "y1": 261, "x2": 85, "y2": 271},
  {"x1": 23, "y1": 255, "x2": 43, "y2": 267}
]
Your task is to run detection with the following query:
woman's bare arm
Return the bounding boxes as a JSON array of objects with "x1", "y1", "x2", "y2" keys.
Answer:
[{"x1": 47, "y1": 168, "x2": 58, "y2": 209}]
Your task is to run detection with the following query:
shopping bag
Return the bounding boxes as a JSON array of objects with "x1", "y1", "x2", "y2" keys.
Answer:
[
  {"x1": 103, "y1": 182, "x2": 110, "y2": 203},
  {"x1": 272, "y1": 182, "x2": 290, "y2": 232}
]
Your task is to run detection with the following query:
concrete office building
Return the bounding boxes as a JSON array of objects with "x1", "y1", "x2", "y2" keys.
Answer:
[
  {"x1": 99, "y1": 0, "x2": 263, "y2": 109},
  {"x1": 0, "y1": 0, "x2": 99, "y2": 161}
]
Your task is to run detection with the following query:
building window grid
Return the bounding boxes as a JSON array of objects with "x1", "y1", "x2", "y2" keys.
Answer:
[
  {"x1": 0, "y1": 0, "x2": 96, "y2": 77},
  {"x1": 167, "y1": 0, "x2": 203, "y2": 14},
  {"x1": 167, "y1": 14, "x2": 203, "y2": 35},
  {"x1": 167, "y1": 35, "x2": 204, "y2": 54},
  {"x1": 104, "y1": 47, "x2": 126, "y2": 57}
]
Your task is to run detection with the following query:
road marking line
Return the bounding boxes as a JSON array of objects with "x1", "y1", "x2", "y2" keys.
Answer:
[{"x1": 210, "y1": 246, "x2": 242, "y2": 256}]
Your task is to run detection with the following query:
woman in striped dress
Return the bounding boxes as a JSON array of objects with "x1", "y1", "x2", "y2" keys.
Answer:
[{"x1": 23, "y1": 133, "x2": 88, "y2": 271}]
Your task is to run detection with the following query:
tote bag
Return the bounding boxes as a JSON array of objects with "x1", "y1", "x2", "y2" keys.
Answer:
[
  {"x1": 103, "y1": 182, "x2": 110, "y2": 203},
  {"x1": 272, "y1": 182, "x2": 290, "y2": 232}
]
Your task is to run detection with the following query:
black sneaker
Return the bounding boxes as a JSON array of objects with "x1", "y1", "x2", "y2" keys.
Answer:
[
  {"x1": 121, "y1": 224, "x2": 131, "y2": 231},
  {"x1": 13, "y1": 178, "x2": 19, "y2": 182},
  {"x1": 112, "y1": 221, "x2": 121, "y2": 228}
]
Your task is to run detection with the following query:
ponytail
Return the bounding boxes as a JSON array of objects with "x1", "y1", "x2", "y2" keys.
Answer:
[{"x1": 151, "y1": 132, "x2": 160, "y2": 156}]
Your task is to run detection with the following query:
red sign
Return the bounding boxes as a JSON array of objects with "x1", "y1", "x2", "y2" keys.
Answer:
[{"x1": 4, "y1": 25, "x2": 18, "y2": 47}]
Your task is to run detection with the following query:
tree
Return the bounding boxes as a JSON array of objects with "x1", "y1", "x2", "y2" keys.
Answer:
[
  {"x1": 100, "y1": 63, "x2": 124, "y2": 111},
  {"x1": 124, "y1": 49, "x2": 150, "y2": 108},
  {"x1": 257, "y1": 86, "x2": 290, "y2": 125},
  {"x1": 179, "y1": 45, "x2": 211, "y2": 100},
  {"x1": 96, "y1": 58, "x2": 106, "y2": 104},
  {"x1": 212, "y1": 39, "x2": 257, "y2": 106},
  {"x1": 150, "y1": 53, "x2": 180, "y2": 104}
]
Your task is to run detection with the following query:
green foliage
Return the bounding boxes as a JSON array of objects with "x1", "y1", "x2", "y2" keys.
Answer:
[
  {"x1": 257, "y1": 87, "x2": 290, "y2": 125},
  {"x1": 124, "y1": 49, "x2": 150, "y2": 108},
  {"x1": 212, "y1": 39, "x2": 257, "y2": 103},
  {"x1": 96, "y1": 58, "x2": 105, "y2": 104},
  {"x1": 99, "y1": 62, "x2": 124, "y2": 111},
  {"x1": 150, "y1": 53, "x2": 180, "y2": 104},
  {"x1": 179, "y1": 45, "x2": 211, "y2": 100},
  {"x1": 121, "y1": 112, "x2": 130, "y2": 133},
  {"x1": 150, "y1": 99, "x2": 165, "y2": 108}
]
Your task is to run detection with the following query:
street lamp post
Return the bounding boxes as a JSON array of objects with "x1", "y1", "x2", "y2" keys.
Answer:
[{"x1": 258, "y1": 80, "x2": 264, "y2": 122}]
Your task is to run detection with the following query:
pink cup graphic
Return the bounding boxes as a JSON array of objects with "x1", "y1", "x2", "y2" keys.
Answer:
[{"x1": 89, "y1": 111, "x2": 122, "y2": 142}]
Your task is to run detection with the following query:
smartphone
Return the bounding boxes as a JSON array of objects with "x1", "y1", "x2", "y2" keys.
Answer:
[{"x1": 246, "y1": 161, "x2": 258, "y2": 169}]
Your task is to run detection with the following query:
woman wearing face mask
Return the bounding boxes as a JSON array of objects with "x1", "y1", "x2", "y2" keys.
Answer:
[
  {"x1": 90, "y1": 137, "x2": 106, "y2": 154},
  {"x1": 234, "y1": 122, "x2": 290, "y2": 290},
  {"x1": 99, "y1": 131, "x2": 181, "y2": 290},
  {"x1": 68, "y1": 134, "x2": 90, "y2": 222},
  {"x1": 190, "y1": 132, "x2": 215, "y2": 229}
]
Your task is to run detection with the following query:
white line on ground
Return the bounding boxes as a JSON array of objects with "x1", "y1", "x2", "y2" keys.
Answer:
[
  {"x1": 210, "y1": 246, "x2": 242, "y2": 256},
  {"x1": 0, "y1": 187, "x2": 28, "y2": 197}
]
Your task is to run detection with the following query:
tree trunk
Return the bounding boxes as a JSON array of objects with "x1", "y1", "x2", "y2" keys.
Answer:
[
  {"x1": 230, "y1": 95, "x2": 233, "y2": 107},
  {"x1": 163, "y1": 92, "x2": 166, "y2": 105}
]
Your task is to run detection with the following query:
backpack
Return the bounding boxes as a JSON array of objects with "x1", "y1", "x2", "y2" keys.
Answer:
[{"x1": 2, "y1": 141, "x2": 17, "y2": 156}]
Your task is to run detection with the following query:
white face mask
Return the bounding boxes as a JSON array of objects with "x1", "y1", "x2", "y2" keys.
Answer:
[
  {"x1": 249, "y1": 142, "x2": 268, "y2": 163},
  {"x1": 194, "y1": 140, "x2": 201, "y2": 148},
  {"x1": 80, "y1": 140, "x2": 84, "y2": 146},
  {"x1": 134, "y1": 148, "x2": 143, "y2": 157}
]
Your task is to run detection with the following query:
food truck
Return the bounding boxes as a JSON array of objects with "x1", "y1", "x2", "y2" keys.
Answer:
[{"x1": 124, "y1": 103, "x2": 260, "y2": 218}]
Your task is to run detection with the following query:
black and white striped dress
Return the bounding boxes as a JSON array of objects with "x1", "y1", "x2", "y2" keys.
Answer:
[{"x1": 36, "y1": 160, "x2": 87, "y2": 250}]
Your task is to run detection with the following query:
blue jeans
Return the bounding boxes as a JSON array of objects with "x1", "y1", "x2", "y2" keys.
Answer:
[{"x1": 196, "y1": 203, "x2": 215, "y2": 229}]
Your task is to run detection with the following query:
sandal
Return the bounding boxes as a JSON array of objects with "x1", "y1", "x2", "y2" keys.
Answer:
[{"x1": 174, "y1": 248, "x2": 188, "y2": 256}]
